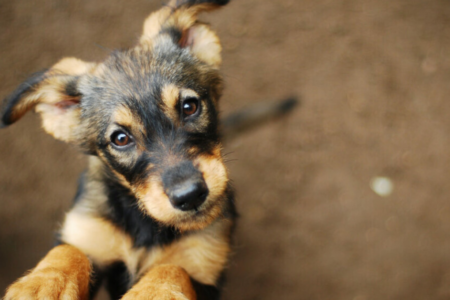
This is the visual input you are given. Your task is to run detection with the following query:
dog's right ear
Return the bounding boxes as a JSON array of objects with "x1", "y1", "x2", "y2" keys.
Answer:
[
  {"x1": 141, "y1": 0, "x2": 230, "y2": 69},
  {"x1": 1, "y1": 58, "x2": 96, "y2": 143}
]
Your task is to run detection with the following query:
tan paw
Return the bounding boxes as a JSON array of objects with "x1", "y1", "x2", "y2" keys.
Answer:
[
  {"x1": 4, "y1": 267, "x2": 87, "y2": 300},
  {"x1": 122, "y1": 284, "x2": 190, "y2": 300},
  {"x1": 121, "y1": 265, "x2": 196, "y2": 300}
]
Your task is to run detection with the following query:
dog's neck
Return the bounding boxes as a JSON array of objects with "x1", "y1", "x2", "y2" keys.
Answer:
[
  {"x1": 71, "y1": 156, "x2": 237, "y2": 249},
  {"x1": 72, "y1": 156, "x2": 182, "y2": 248}
]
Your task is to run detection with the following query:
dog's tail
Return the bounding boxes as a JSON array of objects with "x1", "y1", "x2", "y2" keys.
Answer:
[{"x1": 221, "y1": 97, "x2": 299, "y2": 140}]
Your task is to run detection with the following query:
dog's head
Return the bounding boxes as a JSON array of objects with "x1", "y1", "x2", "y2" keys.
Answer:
[{"x1": 1, "y1": 0, "x2": 231, "y2": 231}]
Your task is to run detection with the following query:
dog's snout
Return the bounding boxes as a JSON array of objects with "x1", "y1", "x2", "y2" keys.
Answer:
[
  {"x1": 170, "y1": 179, "x2": 208, "y2": 211},
  {"x1": 163, "y1": 161, "x2": 209, "y2": 211}
]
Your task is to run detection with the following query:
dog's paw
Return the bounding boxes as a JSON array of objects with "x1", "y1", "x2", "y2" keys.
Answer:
[
  {"x1": 121, "y1": 285, "x2": 191, "y2": 300},
  {"x1": 4, "y1": 268, "x2": 85, "y2": 300},
  {"x1": 121, "y1": 265, "x2": 196, "y2": 300}
]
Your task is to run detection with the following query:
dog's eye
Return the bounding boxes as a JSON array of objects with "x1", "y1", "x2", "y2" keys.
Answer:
[
  {"x1": 182, "y1": 98, "x2": 200, "y2": 117},
  {"x1": 111, "y1": 131, "x2": 133, "y2": 148}
]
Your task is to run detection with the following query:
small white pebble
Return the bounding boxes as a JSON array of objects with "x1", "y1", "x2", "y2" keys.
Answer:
[{"x1": 370, "y1": 177, "x2": 394, "y2": 197}]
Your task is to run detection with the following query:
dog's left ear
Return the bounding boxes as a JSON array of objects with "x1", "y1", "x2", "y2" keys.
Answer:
[
  {"x1": 1, "y1": 58, "x2": 96, "y2": 143},
  {"x1": 141, "y1": 0, "x2": 230, "y2": 69}
]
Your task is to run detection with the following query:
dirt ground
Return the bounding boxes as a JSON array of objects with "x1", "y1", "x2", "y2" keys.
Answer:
[{"x1": 1, "y1": 0, "x2": 450, "y2": 299}]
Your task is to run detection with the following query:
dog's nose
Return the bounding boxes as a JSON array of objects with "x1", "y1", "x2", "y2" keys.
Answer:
[
  {"x1": 162, "y1": 161, "x2": 209, "y2": 211},
  {"x1": 169, "y1": 179, "x2": 208, "y2": 211}
]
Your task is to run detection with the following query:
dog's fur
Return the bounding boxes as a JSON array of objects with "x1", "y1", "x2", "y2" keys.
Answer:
[{"x1": 2, "y1": 1, "x2": 236, "y2": 299}]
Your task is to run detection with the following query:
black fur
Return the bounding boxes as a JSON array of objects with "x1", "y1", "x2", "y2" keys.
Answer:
[
  {"x1": 162, "y1": 161, "x2": 203, "y2": 190},
  {"x1": 104, "y1": 262, "x2": 132, "y2": 300},
  {"x1": 77, "y1": 46, "x2": 222, "y2": 158},
  {"x1": 88, "y1": 264, "x2": 105, "y2": 300},
  {"x1": 81, "y1": 173, "x2": 236, "y2": 300},
  {"x1": 87, "y1": 262, "x2": 131, "y2": 300},
  {"x1": 2, "y1": 1, "x2": 240, "y2": 299},
  {"x1": 103, "y1": 174, "x2": 182, "y2": 248},
  {"x1": 100, "y1": 181, "x2": 236, "y2": 299},
  {"x1": 65, "y1": 78, "x2": 82, "y2": 98},
  {"x1": 162, "y1": 27, "x2": 183, "y2": 45},
  {"x1": 0, "y1": 69, "x2": 48, "y2": 127},
  {"x1": 190, "y1": 277, "x2": 222, "y2": 300}
]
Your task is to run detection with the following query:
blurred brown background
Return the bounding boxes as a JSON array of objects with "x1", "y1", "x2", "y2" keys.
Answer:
[{"x1": 1, "y1": 0, "x2": 450, "y2": 299}]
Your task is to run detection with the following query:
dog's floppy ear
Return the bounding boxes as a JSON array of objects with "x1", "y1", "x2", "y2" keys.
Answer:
[
  {"x1": 1, "y1": 58, "x2": 96, "y2": 142},
  {"x1": 141, "y1": 0, "x2": 230, "y2": 68}
]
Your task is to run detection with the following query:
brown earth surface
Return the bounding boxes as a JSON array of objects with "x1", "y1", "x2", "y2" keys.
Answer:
[{"x1": 1, "y1": 0, "x2": 450, "y2": 299}]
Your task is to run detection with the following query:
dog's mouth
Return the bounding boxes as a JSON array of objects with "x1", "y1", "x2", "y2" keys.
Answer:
[
  {"x1": 135, "y1": 176, "x2": 224, "y2": 231},
  {"x1": 184, "y1": 194, "x2": 215, "y2": 215},
  {"x1": 173, "y1": 195, "x2": 225, "y2": 231},
  {"x1": 133, "y1": 150, "x2": 228, "y2": 231}
]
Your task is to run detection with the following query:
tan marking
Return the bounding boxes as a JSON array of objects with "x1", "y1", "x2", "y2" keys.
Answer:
[
  {"x1": 61, "y1": 212, "x2": 127, "y2": 265},
  {"x1": 141, "y1": 1, "x2": 174, "y2": 43},
  {"x1": 60, "y1": 211, "x2": 145, "y2": 277},
  {"x1": 141, "y1": 1, "x2": 215, "y2": 42},
  {"x1": 32, "y1": 76, "x2": 82, "y2": 142},
  {"x1": 132, "y1": 146, "x2": 228, "y2": 231},
  {"x1": 181, "y1": 90, "x2": 209, "y2": 131},
  {"x1": 136, "y1": 176, "x2": 177, "y2": 224},
  {"x1": 140, "y1": 2, "x2": 223, "y2": 67},
  {"x1": 109, "y1": 166, "x2": 132, "y2": 189},
  {"x1": 72, "y1": 158, "x2": 112, "y2": 215},
  {"x1": 7, "y1": 57, "x2": 96, "y2": 141},
  {"x1": 162, "y1": 84, "x2": 180, "y2": 122},
  {"x1": 180, "y1": 89, "x2": 199, "y2": 100},
  {"x1": 195, "y1": 146, "x2": 228, "y2": 206},
  {"x1": 162, "y1": 84, "x2": 180, "y2": 109},
  {"x1": 92, "y1": 62, "x2": 107, "y2": 76},
  {"x1": 96, "y1": 151, "x2": 132, "y2": 189},
  {"x1": 162, "y1": 87, "x2": 205, "y2": 124},
  {"x1": 4, "y1": 245, "x2": 91, "y2": 300},
  {"x1": 111, "y1": 107, "x2": 148, "y2": 153},
  {"x1": 99, "y1": 110, "x2": 147, "y2": 185},
  {"x1": 122, "y1": 265, "x2": 196, "y2": 300},
  {"x1": 60, "y1": 208, "x2": 231, "y2": 287},
  {"x1": 113, "y1": 106, "x2": 137, "y2": 128},
  {"x1": 174, "y1": 146, "x2": 229, "y2": 231},
  {"x1": 8, "y1": 76, "x2": 78, "y2": 128},
  {"x1": 52, "y1": 57, "x2": 96, "y2": 75},
  {"x1": 185, "y1": 24, "x2": 222, "y2": 68},
  {"x1": 36, "y1": 101, "x2": 81, "y2": 142},
  {"x1": 135, "y1": 173, "x2": 224, "y2": 232},
  {"x1": 140, "y1": 218, "x2": 232, "y2": 286}
]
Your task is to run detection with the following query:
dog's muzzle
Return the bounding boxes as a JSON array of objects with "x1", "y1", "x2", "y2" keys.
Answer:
[{"x1": 162, "y1": 161, "x2": 209, "y2": 211}]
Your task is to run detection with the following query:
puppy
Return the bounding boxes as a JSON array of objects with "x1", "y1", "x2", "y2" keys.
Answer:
[{"x1": 2, "y1": 1, "x2": 236, "y2": 299}]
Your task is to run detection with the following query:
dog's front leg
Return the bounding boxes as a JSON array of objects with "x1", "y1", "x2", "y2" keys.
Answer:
[
  {"x1": 121, "y1": 264, "x2": 196, "y2": 300},
  {"x1": 4, "y1": 244, "x2": 91, "y2": 300}
]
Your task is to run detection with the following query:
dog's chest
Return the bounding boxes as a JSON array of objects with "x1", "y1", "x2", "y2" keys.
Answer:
[{"x1": 60, "y1": 210, "x2": 231, "y2": 285}]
